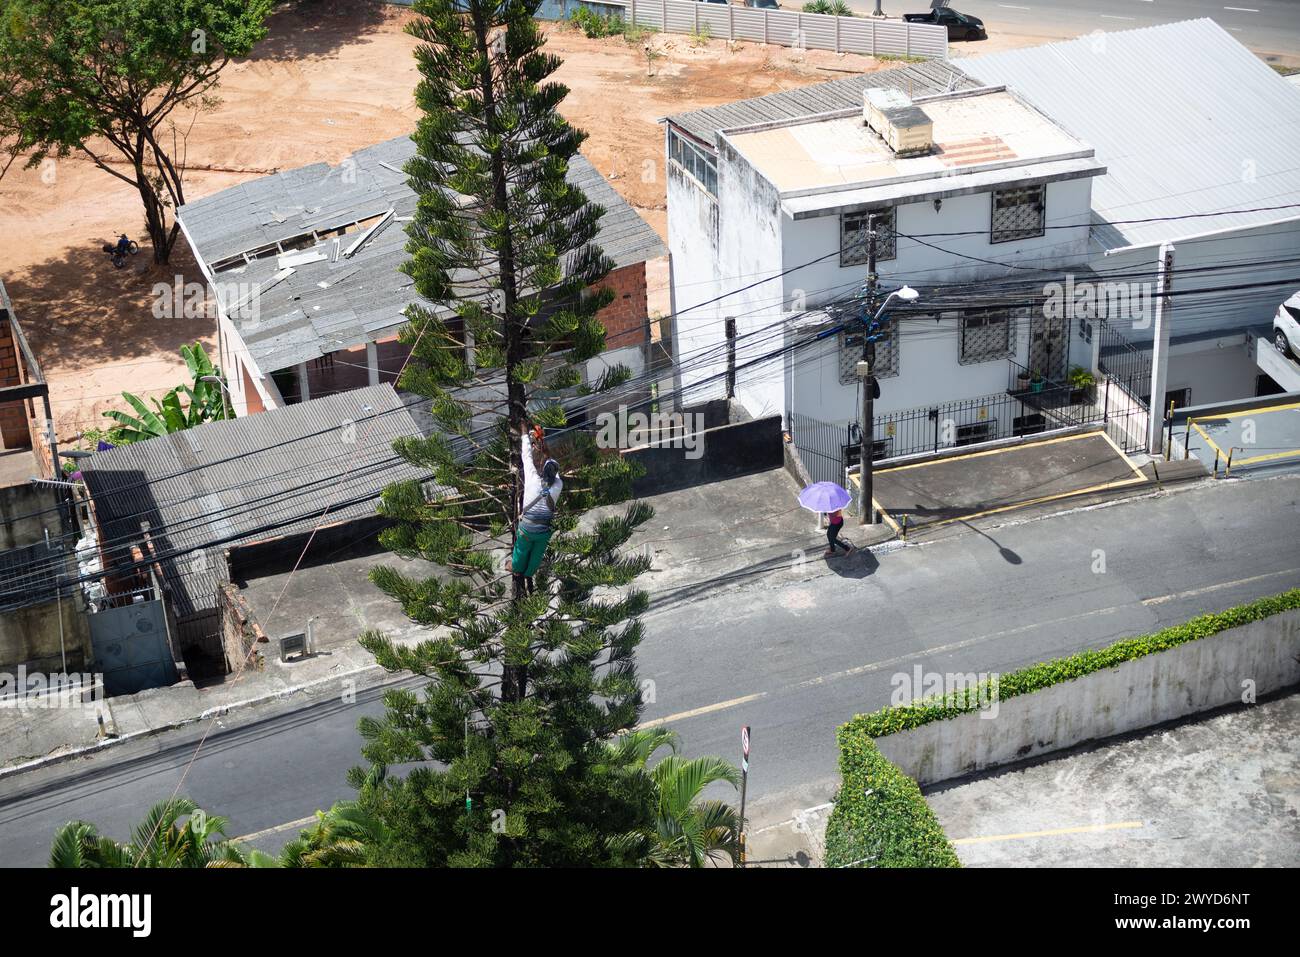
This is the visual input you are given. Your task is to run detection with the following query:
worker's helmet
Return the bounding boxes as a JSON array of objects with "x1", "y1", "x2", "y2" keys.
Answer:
[{"x1": 543, "y1": 459, "x2": 559, "y2": 484}]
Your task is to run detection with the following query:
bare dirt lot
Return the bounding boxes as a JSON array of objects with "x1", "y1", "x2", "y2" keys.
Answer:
[{"x1": 0, "y1": 1, "x2": 1024, "y2": 439}]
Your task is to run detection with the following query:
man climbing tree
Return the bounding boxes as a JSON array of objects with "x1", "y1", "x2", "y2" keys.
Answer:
[
  {"x1": 0, "y1": 0, "x2": 273, "y2": 264},
  {"x1": 351, "y1": 0, "x2": 657, "y2": 867}
]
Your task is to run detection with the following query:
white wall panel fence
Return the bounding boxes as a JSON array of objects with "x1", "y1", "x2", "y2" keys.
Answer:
[{"x1": 619, "y1": 0, "x2": 948, "y2": 60}]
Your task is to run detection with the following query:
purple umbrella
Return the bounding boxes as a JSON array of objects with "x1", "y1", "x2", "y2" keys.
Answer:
[{"x1": 798, "y1": 481, "x2": 851, "y2": 514}]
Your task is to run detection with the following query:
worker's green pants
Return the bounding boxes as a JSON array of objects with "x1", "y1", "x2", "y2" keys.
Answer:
[{"x1": 512, "y1": 526, "x2": 553, "y2": 578}]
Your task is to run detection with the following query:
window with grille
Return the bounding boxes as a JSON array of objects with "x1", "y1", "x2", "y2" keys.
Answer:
[
  {"x1": 667, "y1": 129, "x2": 718, "y2": 197},
  {"x1": 841, "y1": 209, "x2": 896, "y2": 266},
  {"x1": 959, "y1": 309, "x2": 1014, "y2": 364},
  {"x1": 990, "y1": 185, "x2": 1045, "y2": 244},
  {"x1": 838, "y1": 322, "x2": 899, "y2": 385}
]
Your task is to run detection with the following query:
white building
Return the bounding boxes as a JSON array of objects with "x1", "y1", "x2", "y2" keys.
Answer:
[
  {"x1": 663, "y1": 21, "x2": 1300, "y2": 474},
  {"x1": 664, "y1": 65, "x2": 1118, "y2": 467},
  {"x1": 963, "y1": 18, "x2": 1300, "y2": 407}
]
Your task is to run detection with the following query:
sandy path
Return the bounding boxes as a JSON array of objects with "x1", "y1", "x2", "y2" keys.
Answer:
[{"x1": 0, "y1": 0, "x2": 986, "y2": 440}]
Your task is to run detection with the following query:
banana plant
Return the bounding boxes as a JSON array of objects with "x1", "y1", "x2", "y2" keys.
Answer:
[{"x1": 102, "y1": 342, "x2": 232, "y2": 443}]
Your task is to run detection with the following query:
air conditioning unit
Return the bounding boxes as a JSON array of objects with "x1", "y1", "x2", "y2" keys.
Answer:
[{"x1": 863, "y1": 88, "x2": 934, "y2": 157}]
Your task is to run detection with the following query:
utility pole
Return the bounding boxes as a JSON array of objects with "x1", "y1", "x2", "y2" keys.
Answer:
[
  {"x1": 1146, "y1": 242, "x2": 1174, "y2": 455},
  {"x1": 858, "y1": 215, "x2": 880, "y2": 526}
]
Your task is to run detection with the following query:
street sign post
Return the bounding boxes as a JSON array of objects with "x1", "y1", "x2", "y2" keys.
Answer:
[{"x1": 738, "y1": 725, "x2": 750, "y2": 867}]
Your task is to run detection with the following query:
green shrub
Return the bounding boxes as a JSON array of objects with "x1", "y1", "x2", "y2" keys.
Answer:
[
  {"x1": 824, "y1": 734, "x2": 960, "y2": 868},
  {"x1": 804, "y1": 0, "x2": 853, "y2": 15},
  {"x1": 847, "y1": 589, "x2": 1300, "y2": 739},
  {"x1": 569, "y1": 7, "x2": 625, "y2": 38}
]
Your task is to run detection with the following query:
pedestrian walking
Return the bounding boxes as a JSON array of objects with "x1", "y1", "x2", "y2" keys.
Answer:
[
  {"x1": 797, "y1": 481, "x2": 855, "y2": 559},
  {"x1": 824, "y1": 507, "x2": 853, "y2": 558}
]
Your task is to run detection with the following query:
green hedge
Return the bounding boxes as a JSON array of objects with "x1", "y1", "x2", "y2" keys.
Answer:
[
  {"x1": 823, "y1": 733, "x2": 960, "y2": 868},
  {"x1": 848, "y1": 588, "x2": 1300, "y2": 740}
]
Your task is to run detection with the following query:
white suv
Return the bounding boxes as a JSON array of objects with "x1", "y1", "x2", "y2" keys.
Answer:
[{"x1": 1274, "y1": 291, "x2": 1300, "y2": 358}]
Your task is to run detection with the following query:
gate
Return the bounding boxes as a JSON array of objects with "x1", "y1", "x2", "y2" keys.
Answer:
[
  {"x1": 88, "y1": 584, "x2": 179, "y2": 696},
  {"x1": 789, "y1": 412, "x2": 853, "y2": 486}
]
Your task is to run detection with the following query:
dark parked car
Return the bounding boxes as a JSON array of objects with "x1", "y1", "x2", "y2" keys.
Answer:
[
  {"x1": 745, "y1": 0, "x2": 781, "y2": 8},
  {"x1": 903, "y1": 6, "x2": 987, "y2": 40}
]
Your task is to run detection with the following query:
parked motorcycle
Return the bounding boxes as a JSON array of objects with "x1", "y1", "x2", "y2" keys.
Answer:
[{"x1": 102, "y1": 236, "x2": 140, "y2": 269}]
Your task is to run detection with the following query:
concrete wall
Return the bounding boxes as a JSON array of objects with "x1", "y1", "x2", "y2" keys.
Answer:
[
  {"x1": 875, "y1": 608, "x2": 1300, "y2": 787},
  {"x1": 625, "y1": 413, "x2": 783, "y2": 496},
  {"x1": 0, "y1": 482, "x2": 69, "y2": 551},
  {"x1": 0, "y1": 594, "x2": 92, "y2": 673}
]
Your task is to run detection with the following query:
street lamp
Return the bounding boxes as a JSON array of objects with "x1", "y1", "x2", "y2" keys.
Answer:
[
  {"x1": 198, "y1": 375, "x2": 232, "y2": 421},
  {"x1": 858, "y1": 284, "x2": 919, "y2": 526}
]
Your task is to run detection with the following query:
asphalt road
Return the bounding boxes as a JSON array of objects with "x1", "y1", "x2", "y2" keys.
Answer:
[
  {"x1": 1, "y1": 471, "x2": 1298, "y2": 865},
  {"x1": 855, "y1": 0, "x2": 1300, "y2": 61}
]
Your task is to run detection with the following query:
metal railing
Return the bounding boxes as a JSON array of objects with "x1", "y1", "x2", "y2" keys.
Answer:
[{"x1": 1097, "y1": 319, "x2": 1152, "y2": 407}]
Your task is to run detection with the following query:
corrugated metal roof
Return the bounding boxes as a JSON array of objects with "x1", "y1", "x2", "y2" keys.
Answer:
[
  {"x1": 79, "y1": 385, "x2": 433, "y2": 620},
  {"x1": 960, "y1": 19, "x2": 1300, "y2": 250},
  {"x1": 666, "y1": 60, "x2": 980, "y2": 145},
  {"x1": 178, "y1": 138, "x2": 667, "y2": 374}
]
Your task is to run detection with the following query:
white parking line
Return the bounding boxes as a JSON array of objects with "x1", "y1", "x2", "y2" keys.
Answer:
[
  {"x1": 1101, "y1": 14, "x2": 1136, "y2": 20},
  {"x1": 1223, "y1": 7, "x2": 1260, "y2": 11},
  {"x1": 998, "y1": 4, "x2": 1031, "y2": 9}
]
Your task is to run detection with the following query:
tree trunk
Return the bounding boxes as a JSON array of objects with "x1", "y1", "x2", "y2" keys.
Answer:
[{"x1": 474, "y1": 10, "x2": 528, "y2": 706}]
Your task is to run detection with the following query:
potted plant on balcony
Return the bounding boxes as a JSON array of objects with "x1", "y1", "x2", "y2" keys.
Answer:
[
  {"x1": 1068, "y1": 365, "x2": 1097, "y2": 404},
  {"x1": 1029, "y1": 368, "x2": 1045, "y2": 393}
]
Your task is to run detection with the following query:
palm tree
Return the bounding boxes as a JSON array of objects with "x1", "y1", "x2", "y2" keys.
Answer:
[
  {"x1": 606, "y1": 729, "x2": 743, "y2": 868},
  {"x1": 277, "y1": 800, "x2": 390, "y2": 868},
  {"x1": 49, "y1": 797, "x2": 255, "y2": 868}
]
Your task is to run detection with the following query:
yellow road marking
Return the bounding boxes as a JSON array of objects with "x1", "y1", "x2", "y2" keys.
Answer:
[
  {"x1": 952, "y1": 821, "x2": 1144, "y2": 845},
  {"x1": 637, "y1": 692, "x2": 767, "y2": 729},
  {"x1": 918, "y1": 475, "x2": 1148, "y2": 531},
  {"x1": 1198, "y1": 399, "x2": 1300, "y2": 421},
  {"x1": 1231, "y1": 448, "x2": 1300, "y2": 466},
  {"x1": 873, "y1": 429, "x2": 1099, "y2": 475},
  {"x1": 1097, "y1": 428, "x2": 1148, "y2": 481},
  {"x1": 1189, "y1": 419, "x2": 1227, "y2": 464},
  {"x1": 233, "y1": 815, "x2": 318, "y2": 844},
  {"x1": 873, "y1": 497, "x2": 901, "y2": 534}
]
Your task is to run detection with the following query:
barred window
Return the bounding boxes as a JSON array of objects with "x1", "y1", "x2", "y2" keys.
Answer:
[
  {"x1": 838, "y1": 322, "x2": 899, "y2": 385},
  {"x1": 959, "y1": 309, "x2": 1014, "y2": 364},
  {"x1": 841, "y1": 209, "x2": 896, "y2": 266},
  {"x1": 990, "y1": 185, "x2": 1045, "y2": 244},
  {"x1": 668, "y1": 129, "x2": 718, "y2": 197}
]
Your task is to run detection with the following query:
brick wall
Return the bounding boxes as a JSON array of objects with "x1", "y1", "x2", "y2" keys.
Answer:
[
  {"x1": 593, "y1": 262, "x2": 649, "y2": 355},
  {"x1": 0, "y1": 316, "x2": 29, "y2": 450},
  {"x1": 218, "y1": 582, "x2": 266, "y2": 675}
]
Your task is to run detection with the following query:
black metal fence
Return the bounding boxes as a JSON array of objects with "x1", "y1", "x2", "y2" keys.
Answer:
[
  {"x1": 790, "y1": 384, "x2": 1092, "y2": 484},
  {"x1": 1097, "y1": 319, "x2": 1152, "y2": 405}
]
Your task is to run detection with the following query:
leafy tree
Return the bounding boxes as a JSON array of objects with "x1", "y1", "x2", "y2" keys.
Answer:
[
  {"x1": 605, "y1": 729, "x2": 742, "y2": 868},
  {"x1": 102, "y1": 342, "x2": 231, "y2": 442},
  {"x1": 350, "y1": 0, "x2": 655, "y2": 867},
  {"x1": 49, "y1": 797, "x2": 258, "y2": 868},
  {"x1": 0, "y1": 0, "x2": 274, "y2": 263}
]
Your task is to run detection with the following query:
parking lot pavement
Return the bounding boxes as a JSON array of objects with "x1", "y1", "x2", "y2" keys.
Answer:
[{"x1": 925, "y1": 692, "x2": 1300, "y2": 868}]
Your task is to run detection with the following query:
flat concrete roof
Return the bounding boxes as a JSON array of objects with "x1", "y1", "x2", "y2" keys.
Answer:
[
  {"x1": 724, "y1": 89, "x2": 1098, "y2": 202},
  {"x1": 926, "y1": 692, "x2": 1300, "y2": 867}
]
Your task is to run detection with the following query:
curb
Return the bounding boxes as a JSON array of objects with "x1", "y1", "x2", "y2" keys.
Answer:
[{"x1": 0, "y1": 662, "x2": 388, "y2": 783}]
